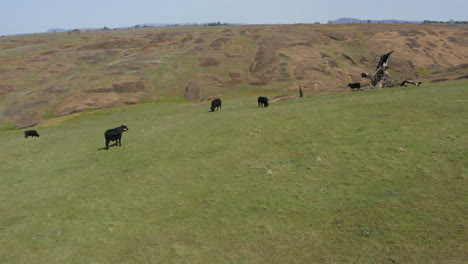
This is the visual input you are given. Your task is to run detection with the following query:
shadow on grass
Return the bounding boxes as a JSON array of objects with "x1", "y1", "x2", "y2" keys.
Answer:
[{"x1": 97, "y1": 143, "x2": 118, "y2": 151}]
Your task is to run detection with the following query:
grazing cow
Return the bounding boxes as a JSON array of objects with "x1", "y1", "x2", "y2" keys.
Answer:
[
  {"x1": 104, "y1": 125, "x2": 128, "y2": 150},
  {"x1": 400, "y1": 80, "x2": 422, "y2": 87},
  {"x1": 258, "y1": 96, "x2": 269, "y2": 108},
  {"x1": 210, "y1": 98, "x2": 222, "y2": 112},
  {"x1": 348, "y1": 82, "x2": 361, "y2": 91},
  {"x1": 24, "y1": 130, "x2": 39, "y2": 138}
]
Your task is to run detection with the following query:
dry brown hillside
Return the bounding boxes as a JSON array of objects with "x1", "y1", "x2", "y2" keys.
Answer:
[{"x1": 0, "y1": 24, "x2": 467, "y2": 128}]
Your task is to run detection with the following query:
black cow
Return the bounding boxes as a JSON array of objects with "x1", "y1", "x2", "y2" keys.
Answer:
[
  {"x1": 348, "y1": 82, "x2": 361, "y2": 92},
  {"x1": 24, "y1": 130, "x2": 39, "y2": 138},
  {"x1": 104, "y1": 125, "x2": 128, "y2": 150},
  {"x1": 210, "y1": 98, "x2": 222, "y2": 112},
  {"x1": 258, "y1": 96, "x2": 269, "y2": 108}
]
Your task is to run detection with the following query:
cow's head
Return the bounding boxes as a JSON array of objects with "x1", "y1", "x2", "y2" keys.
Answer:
[{"x1": 121, "y1": 125, "x2": 129, "y2": 131}]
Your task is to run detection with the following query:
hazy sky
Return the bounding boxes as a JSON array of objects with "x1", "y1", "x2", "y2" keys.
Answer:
[{"x1": 1, "y1": 0, "x2": 467, "y2": 35}]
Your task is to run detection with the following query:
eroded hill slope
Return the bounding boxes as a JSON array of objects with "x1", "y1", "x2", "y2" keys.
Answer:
[{"x1": 0, "y1": 24, "x2": 467, "y2": 127}]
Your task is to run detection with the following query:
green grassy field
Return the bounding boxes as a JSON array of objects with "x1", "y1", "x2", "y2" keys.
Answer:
[{"x1": 0, "y1": 81, "x2": 466, "y2": 263}]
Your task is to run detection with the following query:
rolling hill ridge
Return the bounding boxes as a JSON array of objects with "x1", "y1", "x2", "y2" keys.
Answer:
[{"x1": 0, "y1": 23, "x2": 467, "y2": 128}]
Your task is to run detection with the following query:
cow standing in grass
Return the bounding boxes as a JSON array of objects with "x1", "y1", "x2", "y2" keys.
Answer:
[
  {"x1": 258, "y1": 96, "x2": 269, "y2": 108},
  {"x1": 348, "y1": 82, "x2": 361, "y2": 91},
  {"x1": 24, "y1": 130, "x2": 39, "y2": 138},
  {"x1": 105, "y1": 125, "x2": 128, "y2": 150},
  {"x1": 210, "y1": 98, "x2": 222, "y2": 112}
]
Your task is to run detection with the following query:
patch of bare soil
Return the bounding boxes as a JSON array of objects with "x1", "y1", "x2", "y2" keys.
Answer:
[
  {"x1": 448, "y1": 63, "x2": 468, "y2": 71},
  {"x1": 56, "y1": 94, "x2": 138, "y2": 116},
  {"x1": 292, "y1": 55, "x2": 329, "y2": 80},
  {"x1": 427, "y1": 41, "x2": 438, "y2": 48},
  {"x1": 106, "y1": 61, "x2": 148, "y2": 72},
  {"x1": 25, "y1": 56, "x2": 48, "y2": 63},
  {"x1": 104, "y1": 49, "x2": 118, "y2": 56},
  {"x1": 224, "y1": 52, "x2": 242, "y2": 58},
  {"x1": 85, "y1": 87, "x2": 114, "y2": 93},
  {"x1": 151, "y1": 32, "x2": 178, "y2": 44},
  {"x1": 326, "y1": 31, "x2": 355, "y2": 42},
  {"x1": 249, "y1": 47, "x2": 278, "y2": 85},
  {"x1": 277, "y1": 66, "x2": 290, "y2": 82},
  {"x1": 240, "y1": 28, "x2": 262, "y2": 35},
  {"x1": 405, "y1": 38, "x2": 421, "y2": 49},
  {"x1": 141, "y1": 32, "x2": 180, "y2": 51},
  {"x1": 390, "y1": 56, "x2": 416, "y2": 75},
  {"x1": 430, "y1": 78, "x2": 450, "y2": 83},
  {"x1": 0, "y1": 40, "x2": 46, "y2": 50},
  {"x1": 4, "y1": 100, "x2": 49, "y2": 117},
  {"x1": 184, "y1": 81, "x2": 200, "y2": 100},
  {"x1": 85, "y1": 81, "x2": 147, "y2": 94},
  {"x1": 105, "y1": 71, "x2": 126, "y2": 76},
  {"x1": 8, "y1": 111, "x2": 42, "y2": 128},
  {"x1": 272, "y1": 94, "x2": 294, "y2": 102},
  {"x1": 342, "y1": 54, "x2": 356, "y2": 65},
  {"x1": 195, "y1": 37, "x2": 205, "y2": 44},
  {"x1": 79, "y1": 39, "x2": 145, "y2": 50},
  {"x1": 248, "y1": 35, "x2": 302, "y2": 85},
  {"x1": 180, "y1": 35, "x2": 194, "y2": 44},
  {"x1": 199, "y1": 57, "x2": 220, "y2": 67},
  {"x1": 328, "y1": 59, "x2": 339, "y2": 68},
  {"x1": 79, "y1": 54, "x2": 104, "y2": 64},
  {"x1": 447, "y1": 32, "x2": 468, "y2": 46},
  {"x1": 4, "y1": 99, "x2": 49, "y2": 127},
  {"x1": 228, "y1": 71, "x2": 242, "y2": 80},
  {"x1": 45, "y1": 86, "x2": 68, "y2": 94},
  {"x1": 112, "y1": 81, "x2": 146, "y2": 93},
  {"x1": 199, "y1": 73, "x2": 227, "y2": 87},
  {"x1": 398, "y1": 29, "x2": 425, "y2": 37},
  {"x1": 40, "y1": 50, "x2": 58, "y2": 56},
  {"x1": 186, "y1": 73, "x2": 241, "y2": 100},
  {"x1": 59, "y1": 43, "x2": 78, "y2": 49},
  {"x1": 209, "y1": 38, "x2": 231, "y2": 48},
  {"x1": 0, "y1": 84, "x2": 13, "y2": 95}
]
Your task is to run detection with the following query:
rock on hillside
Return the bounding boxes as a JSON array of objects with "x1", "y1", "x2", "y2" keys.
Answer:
[{"x1": 0, "y1": 24, "x2": 467, "y2": 127}]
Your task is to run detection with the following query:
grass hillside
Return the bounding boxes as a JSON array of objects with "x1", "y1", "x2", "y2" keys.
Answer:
[
  {"x1": 0, "y1": 80, "x2": 466, "y2": 263},
  {"x1": 1, "y1": 24, "x2": 467, "y2": 127}
]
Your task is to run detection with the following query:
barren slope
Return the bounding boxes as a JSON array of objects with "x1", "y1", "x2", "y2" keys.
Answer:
[{"x1": 0, "y1": 24, "x2": 467, "y2": 127}]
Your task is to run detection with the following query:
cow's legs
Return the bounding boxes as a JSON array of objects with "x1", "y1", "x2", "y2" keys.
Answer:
[{"x1": 106, "y1": 139, "x2": 110, "y2": 150}]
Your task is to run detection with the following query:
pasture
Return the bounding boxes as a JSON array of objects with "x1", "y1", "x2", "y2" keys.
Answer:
[{"x1": 0, "y1": 81, "x2": 466, "y2": 263}]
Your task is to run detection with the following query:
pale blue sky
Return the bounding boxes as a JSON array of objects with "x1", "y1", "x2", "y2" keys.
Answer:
[{"x1": 1, "y1": 0, "x2": 467, "y2": 35}]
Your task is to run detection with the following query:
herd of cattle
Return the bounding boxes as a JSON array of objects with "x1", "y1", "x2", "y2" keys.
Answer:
[
  {"x1": 22, "y1": 76, "x2": 423, "y2": 148},
  {"x1": 24, "y1": 96, "x2": 270, "y2": 150},
  {"x1": 23, "y1": 77, "x2": 424, "y2": 149}
]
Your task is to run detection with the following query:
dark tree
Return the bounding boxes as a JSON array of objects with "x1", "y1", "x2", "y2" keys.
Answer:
[{"x1": 362, "y1": 51, "x2": 394, "y2": 88}]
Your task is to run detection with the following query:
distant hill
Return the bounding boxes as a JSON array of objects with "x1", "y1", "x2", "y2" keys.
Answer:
[{"x1": 333, "y1": 18, "x2": 422, "y2": 24}]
